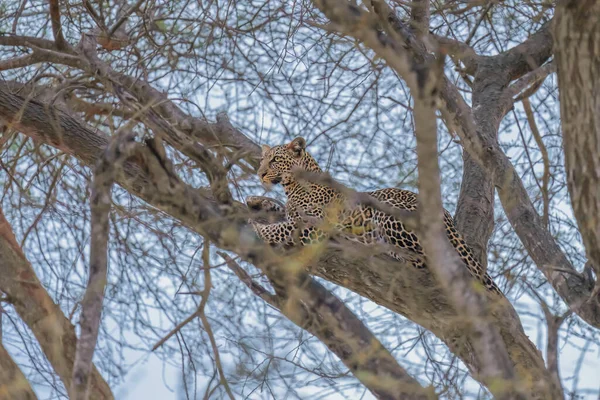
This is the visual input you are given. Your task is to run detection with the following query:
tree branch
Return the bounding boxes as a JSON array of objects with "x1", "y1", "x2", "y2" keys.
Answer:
[
  {"x1": 71, "y1": 128, "x2": 138, "y2": 399},
  {"x1": 553, "y1": 0, "x2": 600, "y2": 279},
  {"x1": 522, "y1": 98, "x2": 551, "y2": 227},
  {"x1": 218, "y1": 253, "x2": 435, "y2": 400},
  {"x1": 410, "y1": 0, "x2": 430, "y2": 36},
  {"x1": 0, "y1": 340, "x2": 37, "y2": 399},
  {"x1": 0, "y1": 85, "x2": 430, "y2": 400},
  {"x1": 411, "y1": 53, "x2": 519, "y2": 398},
  {"x1": 505, "y1": 62, "x2": 556, "y2": 102},
  {"x1": 48, "y1": 0, "x2": 67, "y2": 50},
  {"x1": 0, "y1": 206, "x2": 113, "y2": 400}
]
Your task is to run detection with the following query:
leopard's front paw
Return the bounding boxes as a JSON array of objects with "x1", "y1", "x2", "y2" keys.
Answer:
[
  {"x1": 245, "y1": 196, "x2": 266, "y2": 211},
  {"x1": 245, "y1": 196, "x2": 284, "y2": 213}
]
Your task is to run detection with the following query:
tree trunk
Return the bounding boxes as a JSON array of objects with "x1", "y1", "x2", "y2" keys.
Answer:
[{"x1": 554, "y1": 0, "x2": 600, "y2": 278}]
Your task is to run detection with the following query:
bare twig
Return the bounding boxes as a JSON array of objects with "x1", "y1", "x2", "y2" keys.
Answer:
[
  {"x1": 151, "y1": 311, "x2": 199, "y2": 352},
  {"x1": 108, "y1": 0, "x2": 146, "y2": 37},
  {"x1": 217, "y1": 252, "x2": 279, "y2": 307},
  {"x1": 522, "y1": 98, "x2": 551, "y2": 227},
  {"x1": 198, "y1": 240, "x2": 235, "y2": 400},
  {"x1": 465, "y1": 1, "x2": 494, "y2": 45}
]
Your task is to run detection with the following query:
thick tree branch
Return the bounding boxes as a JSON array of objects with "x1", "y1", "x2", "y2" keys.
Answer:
[
  {"x1": 0, "y1": 341, "x2": 37, "y2": 399},
  {"x1": 218, "y1": 253, "x2": 435, "y2": 400},
  {"x1": 432, "y1": 34, "x2": 479, "y2": 75},
  {"x1": 410, "y1": 0, "x2": 430, "y2": 36},
  {"x1": 553, "y1": 0, "x2": 600, "y2": 279},
  {"x1": 0, "y1": 86, "x2": 431, "y2": 400},
  {"x1": 494, "y1": 20, "x2": 554, "y2": 82},
  {"x1": 0, "y1": 54, "x2": 36, "y2": 71},
  {"x1": 0, "y1": 207, "x2": 113, "y2": 400},
  {"x1": 71, "y1": 129, "x2": 137, "y2": 399}
]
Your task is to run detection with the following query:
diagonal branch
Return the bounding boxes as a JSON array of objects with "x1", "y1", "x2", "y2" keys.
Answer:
[
  {"x1": 218, "y1": 252, "x2": 435, "y2": 400},
  {"x1": 0, "y1": 85, "x2": 430, "y2": 400},
  {"x1": 0, "y1": 340, "x2": 38, "y2": 399},
  {"x1": 411, "y1": 51, "x2": 518, "y2": 398},
  {"x1": 0, "y1": 206, "x2": 113, "y2": 400},
  {"x1": 505, "y1": 62, "x2": 556, "y2": 103}
]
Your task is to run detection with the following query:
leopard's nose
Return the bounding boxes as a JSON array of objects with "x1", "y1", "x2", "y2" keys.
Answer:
[{"x1": 260, "y1": 171, "x2": 267, "y2": 180}]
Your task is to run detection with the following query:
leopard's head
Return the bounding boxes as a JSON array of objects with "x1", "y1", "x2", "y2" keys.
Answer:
[{"x1": 257, "y1": 137, "x2": 321, "y2": 187}]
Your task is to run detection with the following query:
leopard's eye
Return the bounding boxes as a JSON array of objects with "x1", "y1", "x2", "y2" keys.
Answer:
[{"x1": 273, "y1": 156, "x2": 282, "y2": 162}]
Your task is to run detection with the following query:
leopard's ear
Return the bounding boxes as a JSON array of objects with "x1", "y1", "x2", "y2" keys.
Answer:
[
  {"x1": 261, "y1": 145, "x2": 271, "y2": 156},
  {"x1": 286, "y1": 137, "x2": 306, "y2": 157}
]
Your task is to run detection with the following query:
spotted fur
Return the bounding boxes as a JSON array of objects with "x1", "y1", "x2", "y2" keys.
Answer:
[{"x1": 249, "y1": 137, "x2": 503, "y2": 296}]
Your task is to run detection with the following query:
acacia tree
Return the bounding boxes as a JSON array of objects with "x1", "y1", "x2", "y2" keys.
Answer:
[{"x1": 0, "y1": 0, "x2": 599, "y2": 399}]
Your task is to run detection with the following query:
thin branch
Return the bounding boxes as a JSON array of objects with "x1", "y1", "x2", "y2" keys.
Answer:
[
  {"x1": 48, "y1": 0, "x2": 67, "y2": 50},
  {"x1": 83, "y1": 0, "x2": 107, "y2": 30},
  {"x1": 108, "y1": 0, "x2": 146, "y2": 37},
  {"x1": 505, "y1": 62, "x2": 556, "y2": 101},
  {"x1": 465, "y1": 1, "x2": 494, "y2": 45},
  {"x1": 152, "y1": 311, "x2": 199, "y2": 352},
  {"x1": 12, "y1": 0, "x2": 28, "y2": 34},
  {"x1": 522, "y1": 98, "x2": 551, "y2": 227},
  {"x1": 198, "y1": 240, "x2": 235, "y2": 400},
  {"x1": 217, "y1": 252, "x2": 279, "y2": 307}
]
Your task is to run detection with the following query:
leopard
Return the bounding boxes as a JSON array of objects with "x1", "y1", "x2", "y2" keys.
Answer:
[{"x1": 247, "y1": 136, "x2": 503, "y2": 296}]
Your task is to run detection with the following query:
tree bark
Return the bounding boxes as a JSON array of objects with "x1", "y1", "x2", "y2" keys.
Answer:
[
  {"x1": 0, "y1": 207, "x2": 113, "y2": 400},
  {"x1": 0, "y1": 341, "x2": 38, "y2": 400},
  {"x1": 553, "y1": 0, "x2": 600, "y2": 280}
]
